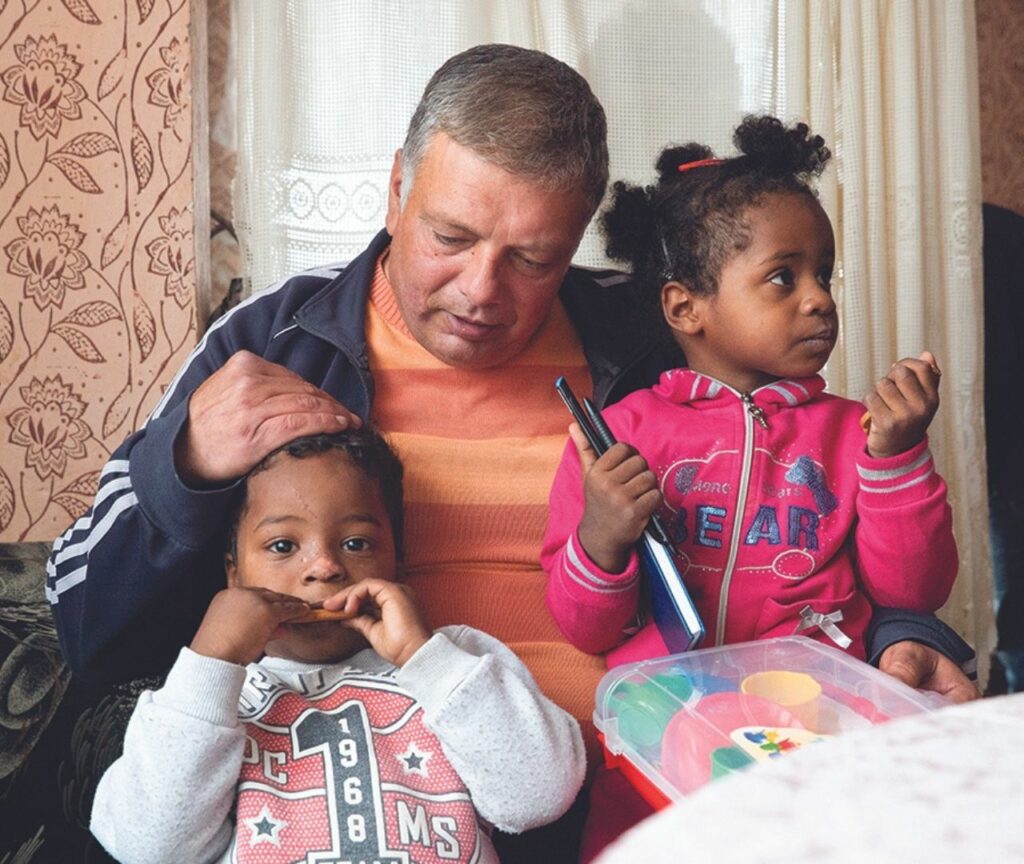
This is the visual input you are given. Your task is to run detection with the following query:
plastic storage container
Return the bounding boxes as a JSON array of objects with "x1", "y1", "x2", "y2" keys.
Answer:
[{"x1": 594, "y1": 635, "x2": 946, "y2": 808}]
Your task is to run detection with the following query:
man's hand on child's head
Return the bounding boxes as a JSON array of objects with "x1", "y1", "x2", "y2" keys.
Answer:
[
  {"x1": 175, "y1": 351, "x2": 361, "y2": 486},
  {"x1": 863, "y1": 351, "x2": 941, "y2": 458},
  {"x1": 321, "y1": 579, "x2": 430, "y2": 668},
  {"x1": 190, "y1": 587, "x2": 311, "y2": 665},
  {"x1": 571, "y1": 423, "x2": 661, "y2": 573}
]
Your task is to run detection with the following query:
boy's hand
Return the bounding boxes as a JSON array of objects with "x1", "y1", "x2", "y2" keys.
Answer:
[
  {"x1": 321, "y1": 579, "x2": 431, "y2": 667},
  {"x1": 864, "y1": 351, "x2": 941, "y2": 458},
  {"x1": 191, "y1": 587, "x2": 311, "y2": 665},
  {"x1": 570, "y1": 423, "x2": 662, "y2": 573}
]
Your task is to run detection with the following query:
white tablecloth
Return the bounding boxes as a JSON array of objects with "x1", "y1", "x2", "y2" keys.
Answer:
[{"x1": 596, "y1": 693, "x2": 1024, "y2": 863}]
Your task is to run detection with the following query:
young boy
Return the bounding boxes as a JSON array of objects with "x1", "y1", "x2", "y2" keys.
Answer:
[{"x1": 90, "y1": 430, "x2": 585, "y2": 864}]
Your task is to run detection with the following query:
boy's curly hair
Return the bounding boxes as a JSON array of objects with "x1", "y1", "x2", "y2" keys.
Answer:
[
  {"x1": 226, "y1": 429, "x2": 405, "y2": 560},
  {"x1": 601, "y1": 115, "x2": 831, "y2": 335}
]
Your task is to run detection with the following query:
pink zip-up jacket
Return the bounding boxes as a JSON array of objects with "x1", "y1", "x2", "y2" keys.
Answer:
[{"x1": 542, "y1": 369, "x2": 958, "y2": 666}]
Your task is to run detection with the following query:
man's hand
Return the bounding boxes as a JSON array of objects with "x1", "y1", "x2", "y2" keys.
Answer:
[
  {"x1": 879, "y1": 640, "x2": 980, "y2": 703},
  {"x1": 322, "y1": 579, "x2": 431, "y2": 667},
  {"x1": 175, "y1": 351, "x2": 361, "y2": 485},
  {"x1": 864, "y1": 351, "x2": 941, "y2": 458},
  {"x1": 190, "y1": 587, "x2": 311, "y2": 665},
  {"x1": 571, "y1": 422, "x2": 662, "y2": 574}
]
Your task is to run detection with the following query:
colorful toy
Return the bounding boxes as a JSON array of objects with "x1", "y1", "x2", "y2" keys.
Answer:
[
  {"x1": 740, "y1": 669, "x2": 822, "y2": 730},
  {"x1": 609, "y1": 672, "x2": 694, "y2": 759},
  {"x1": 594, "y1": 636, "x2": 947, "y2": 806},
  {"x1": 660, "y1": 691, "x2": 812, "y2": 794}
]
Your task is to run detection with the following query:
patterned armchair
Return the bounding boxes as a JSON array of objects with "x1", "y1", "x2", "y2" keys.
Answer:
[{"x1": 0, "y1": 543, "x2": 159, "y2": 862}]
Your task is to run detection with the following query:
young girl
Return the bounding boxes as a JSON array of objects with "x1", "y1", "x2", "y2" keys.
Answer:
[{"x1": 540, "y1": 116, "x2": 959, "y2": 858}]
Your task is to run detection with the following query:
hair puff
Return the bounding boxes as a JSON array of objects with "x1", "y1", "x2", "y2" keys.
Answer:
[
  {"x1": 732, "y1": 115, "x2": 830, "y2": 179},
  {"x1": 601, "y1": 180, "x2": 658, "y2": 268},
  {"x1": 655, "y1": 144, "x2": 716, "y2": 183}
]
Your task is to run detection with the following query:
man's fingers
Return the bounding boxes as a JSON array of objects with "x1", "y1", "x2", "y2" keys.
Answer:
[
  {"x1": 233, "y1": 379, "x2": 361, "y2": 425},
  {"x1": 878, "y1": 642, "x2": 979, "y2": 703},
  {"x1": 940, "y1": 673, "x2": 981, "y2": 704},
  {"x1": 924, "y1": 652, "x2": 980, "y2": 703},
  {"x1": 247, "y1": 412, "x2": 350, "y2": 454},
  {"x1": 251, "y1": 391, "x2": 359, "y2": 431},
  {"x1": 878, "y1": 642, "x2": 929, "y2": 688}
]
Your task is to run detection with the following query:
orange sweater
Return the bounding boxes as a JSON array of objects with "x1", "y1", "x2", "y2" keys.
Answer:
[{"x1": 366, "y1": 258, "x2": 605, "y2": 753}]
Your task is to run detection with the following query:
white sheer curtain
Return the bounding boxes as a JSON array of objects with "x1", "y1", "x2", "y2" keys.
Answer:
[{"x1": 232, "y1": 0, "x2": 991, "y2": 681}]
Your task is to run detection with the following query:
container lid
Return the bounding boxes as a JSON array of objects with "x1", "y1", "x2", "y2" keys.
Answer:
[{"x1": 594, "y1": 636, "x2": 946, "y2": 801}]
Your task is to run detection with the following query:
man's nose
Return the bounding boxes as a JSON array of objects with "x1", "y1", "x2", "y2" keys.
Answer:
[{"x1": 460, "y1": 249, "x2": 503, "y2": 307}]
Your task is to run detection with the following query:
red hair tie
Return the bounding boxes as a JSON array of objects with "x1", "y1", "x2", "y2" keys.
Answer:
[{"x1": 677, "y1": 157, "x2": 724, "y2": 173}]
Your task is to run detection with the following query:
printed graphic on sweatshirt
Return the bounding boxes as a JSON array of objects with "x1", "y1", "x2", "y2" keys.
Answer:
[
  {"x1": 662, "y1": 447, "x2": 839, "y2": 582},
  {"x1": 232, "y1": 671, "x2": 480, "y2": 864}
]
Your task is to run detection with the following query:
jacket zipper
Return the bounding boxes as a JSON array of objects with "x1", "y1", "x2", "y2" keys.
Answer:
[
  {"x1": 740, "y1": 392, "x2": 769, "y2": 429},
  {"x1": 714, "y1": 391, "x2": 767, "y2": 644}
]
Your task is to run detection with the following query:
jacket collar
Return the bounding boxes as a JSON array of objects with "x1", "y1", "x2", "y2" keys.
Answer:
[
  {"x1": 655, "y1": 368, "x2": 827, "y2": 409},
  {"x1": 291, "y1": 230, "x2": 391, "y2": 367},
  {"x1": 292, "y1": 229, "x2": 658, "y2": 398}
]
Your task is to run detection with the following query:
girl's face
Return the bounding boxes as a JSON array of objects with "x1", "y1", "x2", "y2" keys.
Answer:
[{"x1": 665, "y1": 192, "x2": 837, "y2": 394}]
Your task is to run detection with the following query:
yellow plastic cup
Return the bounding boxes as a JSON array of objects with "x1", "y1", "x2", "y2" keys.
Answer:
[{"x1": 740, "y1": 670, "x2": 822, "y2": 731}]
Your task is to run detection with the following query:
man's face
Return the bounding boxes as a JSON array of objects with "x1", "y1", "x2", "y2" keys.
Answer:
[{"x1": 383, "y1": 133, "x2": 593, "y2": 369}]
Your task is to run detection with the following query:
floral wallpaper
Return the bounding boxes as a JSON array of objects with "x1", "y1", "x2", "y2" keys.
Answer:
[
  {"x1": 207, "y1": 0, "x2": 240, "y2": 313},
  {"x1": 0, "y1": 0, "x2": 197, "y2": 543}
]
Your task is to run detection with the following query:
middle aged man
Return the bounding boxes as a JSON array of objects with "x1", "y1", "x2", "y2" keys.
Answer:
[{"x1": 49, "y1": 42, "x2": 976, "y2": 859}]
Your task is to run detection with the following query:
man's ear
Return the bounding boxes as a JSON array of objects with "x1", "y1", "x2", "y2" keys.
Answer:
[
  {"x1": 224, "y1": 552, "x2": 239, "y2": 588},
  {"x1": 384, "y1": 148, "x2": 404, "y2": 236},
  {"x1": 662, "y1": 280, "x2": 705, "y2": 336}
]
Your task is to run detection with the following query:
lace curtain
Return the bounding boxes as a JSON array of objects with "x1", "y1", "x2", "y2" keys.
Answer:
[{"x1": 231, "y1": 0, "x2": 991, "y2": 680}]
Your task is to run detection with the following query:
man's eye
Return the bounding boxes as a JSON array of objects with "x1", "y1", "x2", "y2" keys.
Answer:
[
  {"x1": 269, "y1": 539, "x2": 295, "y2": 554},
  {"x1": 343, "y1": 537, "x2": 370, "y2": 553},
  {"x1": 515, "y1": 252, "x2": 548, "y2": 271},
  {"x1": 818, "y1": 271, "x2": 833, "y2": 292},
  {"x1": 769, "y1": 269, "x2": 794, "y2": 287},
  {"x1": 434, "y1": 232, "x2": 464, "y2": 247}
]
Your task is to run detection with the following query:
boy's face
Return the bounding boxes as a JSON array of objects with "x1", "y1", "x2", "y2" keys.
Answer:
[{"x1": 226, "y1": 448, "x2": 398, "y2": 664}]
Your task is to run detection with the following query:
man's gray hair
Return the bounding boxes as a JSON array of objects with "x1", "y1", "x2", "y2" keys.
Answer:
[{"x1": 400, "y1": 44, "x2": 608, "y2": 214}]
